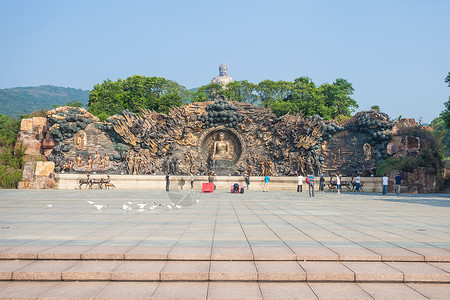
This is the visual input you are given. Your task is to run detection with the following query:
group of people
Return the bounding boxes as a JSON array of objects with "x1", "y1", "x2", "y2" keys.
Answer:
[{"x1": 164, "y1": 172, "x2": 402, "y2": 195}]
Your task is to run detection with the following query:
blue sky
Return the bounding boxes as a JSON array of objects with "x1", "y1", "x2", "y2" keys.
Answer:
[{"x1": 1, "y1": 0, "x2": 449, "y2": 123}]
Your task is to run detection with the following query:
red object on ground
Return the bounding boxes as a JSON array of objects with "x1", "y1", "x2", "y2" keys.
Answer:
[{"x1": 202, "y1": 183, "x2": 214, "y2": 193}]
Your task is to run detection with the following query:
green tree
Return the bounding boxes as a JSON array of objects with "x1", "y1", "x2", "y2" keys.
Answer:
[
  {"x1": 66, "y1": 100, "x2": 84, "y2": 107},
  {"x1": 440, "y1": 72, "x2": 450, "y2": 128},
  {"x1": 0, "y1": 114, "x2": 20, "y2": 148},
  {"x1": 318, "y1": 78, "x2": 358, "y2": 119},
  {"x1": 431, "y1": 117, "x2": 450, "y2": 157},
  {"x1": 190, "y1": 82, "x2": 223, "y2": 102},
  {"x1": 222, "y1": 80, "x2": 259, "y2": 104},
  {"x1": 88, "y1": 75, "x2": 189, "y2": 118},
  {"x1": 0, "y1": 114, "x2": 23, "y2": 188}
]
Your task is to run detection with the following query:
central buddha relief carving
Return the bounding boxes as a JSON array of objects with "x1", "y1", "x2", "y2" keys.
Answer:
[
  {"x1": 212, "y1": 131, "x2": 232, "y2": 160},
  {"x1": 200, "y1": 128, "x2": 242, "y2": 164}
]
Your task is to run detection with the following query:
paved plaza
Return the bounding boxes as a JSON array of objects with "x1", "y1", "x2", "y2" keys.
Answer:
[
  {"x1": 0, "y1": 189, "x2": 449, "y2": 299},
  {"x1": 1, "y1": 189, "x2": 449, "y2": 251}
]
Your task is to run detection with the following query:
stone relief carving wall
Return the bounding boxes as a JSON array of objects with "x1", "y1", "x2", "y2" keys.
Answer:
[{"x1": 43, "y1": 100, "x2": 395, "y2": 177}]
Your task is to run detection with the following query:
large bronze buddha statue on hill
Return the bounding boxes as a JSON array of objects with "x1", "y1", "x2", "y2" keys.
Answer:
[{"x1": 212, "y1": 63, "x2": 233, "y2": 87}]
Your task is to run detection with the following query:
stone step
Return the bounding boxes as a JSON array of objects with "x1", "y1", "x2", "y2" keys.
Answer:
[
  {"x1": 0, "y1": 281, "x2": 449, "y2": 299},
  {"x1": 1, "y1": 245, "x2": 449, "y2": 262},
  {"x1": 1, "y1": 260, "x2": 449, "y2": 283}
]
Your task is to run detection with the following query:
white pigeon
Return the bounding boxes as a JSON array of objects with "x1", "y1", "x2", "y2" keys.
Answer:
[
  {"x1": 122, "y1": 204, "x2": 132, "y2": 211},
  {"x1": 127, "y1": 201, "x2": 133, "y2": 205},
  {"x1": 87, "y1": 200, "x2": 95, "y2": 205},
  {"x1": 136, "y1": 208, "x2": 145, "y2": 214},
  {"x1": 194, "y1": 199, "x2": 200, "y2": 204},
  {"x1": 149, "y1": 205, "x2": 158, "y2": 210},
  {"x1": 46, "y1": 204, "x2": 53, "y2": 208},
  {"x1": 137, "y1": 203, "x2": 147, "y2": 209},
  {"x1": 94, "y1": 204, "x2": 107, "y2": 210},
  {"x1": 166, "y1": 204, "x2": 172, "y2": 209},
  {"x1": 175, "y1": 204, "x2": 182, "y2": 210}
]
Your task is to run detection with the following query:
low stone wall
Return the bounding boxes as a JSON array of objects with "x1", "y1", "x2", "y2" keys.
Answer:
[{"x1": 56, "y1": 174, "x2": 387, "y2": 193}]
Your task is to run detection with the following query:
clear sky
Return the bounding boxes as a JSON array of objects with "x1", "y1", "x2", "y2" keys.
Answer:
[{"x1": 1, "y1": 0, "x2": 448, "y2": 123}]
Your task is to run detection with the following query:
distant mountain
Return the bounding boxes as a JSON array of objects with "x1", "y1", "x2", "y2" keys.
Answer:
[{"x1": 0, "y1": 85, "x2": 89, "y2": 117}]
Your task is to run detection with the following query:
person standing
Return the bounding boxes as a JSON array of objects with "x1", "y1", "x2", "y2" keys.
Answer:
[
  {"x1": 165, "y1": 173, "x2": 170, "y2": 191},
  {"x1": 355, "y1": 174, "x2": 361, "y2": 192},
  {"x1": 308, "y1": 174, "x2": 315, "y2": 197},
  {"x1": 297, "y1": 173, "x2": 304, "y2": 192},
  {"x1": 319, "y1": 174, "x2": 325, "y2": 193},
  {"x1": 245, "y1": 174, "x2": 250, "y2": 190},
  {"x1": 382, "y1": 174, "x2": 389, "y2": 194},
  {"x1": 190, "y1": 172, "x2": 194, "y2": 189},
  {"x1": 336, "y1": 174, "x2": 341, "y2": 194},
  {"x1": 395, "y1": 173, "x2": 402, "y2": 194},
  {"x1": 263, "y1": 175, "x2": 270, "y2": 192}
]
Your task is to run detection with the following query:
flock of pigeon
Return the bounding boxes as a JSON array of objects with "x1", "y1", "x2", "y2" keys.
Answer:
[{"x1": 45, "y1": 192, "x2": 201, "y2": 213}]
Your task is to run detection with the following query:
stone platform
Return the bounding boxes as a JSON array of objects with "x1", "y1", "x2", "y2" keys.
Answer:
[
  {"x1": 0, "y1": 190, "x2": 449, "y2": 299},
  {"x1": 56, "y1": 174, "x2": 387, "y2": 192}
]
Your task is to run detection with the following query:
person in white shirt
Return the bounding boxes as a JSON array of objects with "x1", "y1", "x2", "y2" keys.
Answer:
[
  {"x1": 382, "y1": 174, "x2": 389, "y2": 194},
  {"x1": 336, "y1": 174, "x2": 341, "y2": 194},
  {"x1": 297, "y1": 174, "x2": 304, "y2": 192}
]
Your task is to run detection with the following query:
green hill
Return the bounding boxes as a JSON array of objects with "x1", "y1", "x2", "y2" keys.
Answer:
[{"x1": 0, "y1": 85, "x2": 89, "y2": 117}]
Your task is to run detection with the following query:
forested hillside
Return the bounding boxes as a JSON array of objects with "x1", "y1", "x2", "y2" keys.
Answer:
[{"x1": 0, "y1": 85, "x2": 89, "y2": 117}]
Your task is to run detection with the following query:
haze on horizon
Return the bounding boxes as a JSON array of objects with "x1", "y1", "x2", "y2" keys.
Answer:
[{"x1": 1, "y1": 0, "x2": 449, "y2": 123}]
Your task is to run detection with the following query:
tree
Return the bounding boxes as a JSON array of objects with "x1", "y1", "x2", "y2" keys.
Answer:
[
  {"x1": 371, "y1": 105, "x2": 380, "y2": 110},
  {"x1": 190, "y1": 82, "x2": 223, "y2": 102},
  {"x1": 0, "y1": 114, "x2": 23, "y2": 189},
  {"x1": 0, "y1": 114, "x2": 20, "y2": 148},
  {"x1": 431, "y1": 117, "x2": 450, "y2": 157},
  {"x1": 66, "y1": 100, "x2": 84, "y2": 108},
  {"x1": 440, "y1": 72, "x2": 450, "y2": 128},
  {"x1": 318, "y1": 78, "x2": 358, "y2": 119},
  {"x1": 222, "y1": 80, "x2": 259, "y2": 104},
  {"x1": 88, "y1": 75, "x2": 189, "y2": 118}
]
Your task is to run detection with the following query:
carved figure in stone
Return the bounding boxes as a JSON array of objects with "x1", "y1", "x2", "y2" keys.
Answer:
[
  {"x1": 74, "y1": 130, "x2": 88, "y2": 151},
  {"x1": 94, "y1": 151, "x2": 101, "y2": 166},
  {"x1": 76, "y1": 154, "x2": 83, "y2": 167},
  {"x1": 320, "y1": 141, "x2": 329, "y2": 161},
  {"x1": 127, "y1": 152, "x2": 135, "y2": 174},
  {"x1": 363, "y1": 143, "x2": 372, "y2": 161},
  {"x1": 86, "y1": 155, "x2": 93, "y2": 171},
  {"x1": 212, "y1": 132, "x2": 233, "y2": 160},
  {"x1": 62, "y1": 160, "x2": 74, "y2": 172},
  {"x1": 212, "y1": 63, "x2": 233, "y2": 87},
  {"x1": 103, "y1": 154, "x2": 110, "y2": 168}
]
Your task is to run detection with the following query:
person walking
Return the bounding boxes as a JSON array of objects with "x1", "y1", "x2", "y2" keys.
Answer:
[
  {"x1": 319, "y1": 174, "x2": 325, "y2": 193},
  {"x1": 308, "y1": 174, "x2": 315, "y2": 197},
  {"x1": 165, "y1": 173, "x2": 170, "y2": 191},
  {"x1": 245, "y1": 174, "x2": 250, "y2": 190},
  {"x1": 355, "y1": 174, "x2": 361, "y2": 192},
  {"x1": 395, "y1": 173, "x2": 402, "y2": 194},
  {"x1": 190, "y1": 172, "x2": 194, "y2": 189},
  {"x1": 382, "y1": 174, "x2": 389, "y2": 194},
  {"x1": 297, "y1": 173, "x2": 304, "y2": 192},
  {"x1": 263, "y1": 175, "x2": 270, "y2": 192},
  {"x1": 336, "y1": 174, "x2": 341, "y2": 194}
]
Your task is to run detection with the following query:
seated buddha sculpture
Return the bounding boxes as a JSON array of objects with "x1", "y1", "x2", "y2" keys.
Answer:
[
  {"x1": 212, "y1": 132, "x2": 233, "y2": 160},
  {"x1": 212, "y1": 63, "x2": 233, "y2": 88}
]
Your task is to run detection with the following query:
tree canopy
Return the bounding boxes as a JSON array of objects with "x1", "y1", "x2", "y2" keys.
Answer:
[
  {"x1": 89, "y1": 75, "x2": 359, "y2": 121},
  {"x1": 88, "y1": 75, "x2": 189, "y2": 121},
  {"x1": 191, "y1": 76, "x2": 358, "y2": 119}
]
